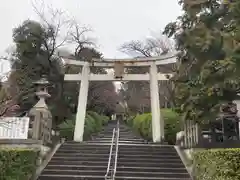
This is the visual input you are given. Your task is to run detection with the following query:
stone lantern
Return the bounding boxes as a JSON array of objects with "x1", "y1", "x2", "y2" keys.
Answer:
[
  {"x1": 34, "y1": 75, "x2": 51, "y2": 107},
  {"x1": 29, "y1": 75, "x2": 52, "y2": 145}
]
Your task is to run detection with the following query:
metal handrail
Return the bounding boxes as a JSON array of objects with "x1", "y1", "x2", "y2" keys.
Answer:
[
  {"x1": 113, "y1": 121, "x2": 120, "y2": 179},
  {"x1": 105, "y1": 128, "x2": 116, "y2": 179}
]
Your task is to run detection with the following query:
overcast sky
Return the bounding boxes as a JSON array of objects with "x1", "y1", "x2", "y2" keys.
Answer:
[{"x1": 0, "y1": 0, "x2": 181, "y2": 74}]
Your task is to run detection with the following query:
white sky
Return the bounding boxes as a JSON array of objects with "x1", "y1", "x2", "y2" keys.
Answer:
[{"x1": 0, "y1": 0, "x2": 181, "y2": 75}]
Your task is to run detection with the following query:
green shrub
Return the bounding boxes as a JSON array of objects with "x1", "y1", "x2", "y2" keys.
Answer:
[
  {"x1": 126, "y1": 115, "x2": 136, "y2": 126},
  {"x1": 162, "y1": 109, "x2": 180, "y2": 144},
  {"x1": 58, "y1": 111, "x2": 110, "y2": 140},
  {"x1": 194, "y1": 148, "x2": 240, "y2": 180},
  {"x1": 87, "y1": 111, "x2": 109, "y2": 126},
  {"x1": 131, "y1": 113, "x2": 152, "y2": 140},
  {"x1": 0, "y1": 148, "x2": 39, "y2": 180},
  {"x1": 83, "y1": 114, "x2": 98, "y2": 139},
  {"x1": 129, "y1": 109, "x2": 180, "y2": 144},
  {"x1": 101, "y1": 115, "x2": 110, "y2": 124},
  {"x1": 58, "y1": 118, "x2": 75, "y2": 140}
]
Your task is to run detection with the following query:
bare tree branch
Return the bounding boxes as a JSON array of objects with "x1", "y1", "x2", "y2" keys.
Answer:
[
  {"x1": 31, "y1": 0, "x2": 73, "y2": 61},
  {"x1": 120, "y1": 32, "x2": 176, "y2": 109},
  {"x1": 67, "y1": 21, "x2": 96, "y2": 57},
  {"x1": 120, "y1": 32, "x2": 175, "y2": 57}
]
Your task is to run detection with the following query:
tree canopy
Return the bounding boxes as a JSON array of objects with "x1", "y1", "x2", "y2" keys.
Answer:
[
  {"x1": 2, "y1": 15, "x2": 118, "y2": 124},
  {"x1": 163, "y1": 0, "x2": 240, "y2": 123}
]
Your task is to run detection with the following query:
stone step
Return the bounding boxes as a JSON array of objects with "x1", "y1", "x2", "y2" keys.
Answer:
[
  {"x1": 95, "y1": 136, "x2": 141, "y2": 139},
  {"x1": 60, "y1": 144, "x2": 111, "y2": 150},
  {"x1": 115, "y1": 176, "x2": 191, "y2": 180},
  {"x1": 118, "y1": 131, "x2": 140, "y2": 134},
  {"x1": 62, "y1": 142, "x2": 111, "y2": 146},
  {"x1": 93, "y1": 137, "x2": 144, "y2": 141},
  {"x1": 117, "y1": 157, "x2": 182, "y2": 163},
  {"x1": 93, "y1": 135, "x2": 113, "y2": 138},
  {"x1": 96, "y1": 132, "x2": 139, "y2": 136},
  {"x1": 96, "y1": 133, "x2": 140, "y2": 137},
  {"x1": 56, "y1": 148, "x2": 177, "y2": 156},
  {"x1": 57, "y1": 149, "x2": 111, "y2": 154},
  {"x1": 117, "y1": 166, "x2": 188, "y2": 173},
  {"x1": 115, "y1": 171, "x2": 190, "y2": 178},
  {"x1": 81, "y1": 142, "x2": 115, "y2": 145},
  {"x1": 117, "y1": 161, "x2": 184, "y2": 168},
  {"x1": 87, "y1": 140, "x2": 145, "y2": 144},
  {"x1": 39, "y1": 174, "x2": 191, "y2": 180},
  {"x1": 118, "y1": 152, "x2": 180, "y2": 160},
  {"x1": 48, "y1": 160, "x2": 108, "y2": 166},
  {"x1": 118, "y1": 147, "x2": 176, "y2": 153},
  {"x1": 38, "y1": 174, "x2": 104, "y2": 180},
  {"x1": 45, "y1": 165, "x2": 187, "y2": 174},
  {"x1": 118, "y1": 145, "x2": 175, "y2": 150},
  {"x1": 58, "y1": 148, "x2": 111, "y2": 152},
  {"x1": 45, "y1": 164, "x2": 107, "y2": 171},
  {"x1": 54, "y1": 152, "x2": 110, "y2": 158},
  {"x1": 42, "y1": 169, "x2": 189, "y2": 179},
  {"x1": 118, "y1": 154, "x2": 181, "y2": 160},
  {"x1": 51, "y1": 156, "x2": 110, "y2": 161},
  {"x1": 117, "y1": 150, "x2": 176, "y2": 154},
  {"x1": 51, "y1": 155, "x2": 181, "y2": 163},
  {"x1": 57, "y1": 147, "x2": 177, "y2": 155},
  {"x1": 42, "y1": 169, "x2": 106, "y2": 176}
]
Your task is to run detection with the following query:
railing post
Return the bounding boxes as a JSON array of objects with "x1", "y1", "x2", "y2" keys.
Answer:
[{"x1": 105, "y1": 128, "x2": 116, "y2": 179}]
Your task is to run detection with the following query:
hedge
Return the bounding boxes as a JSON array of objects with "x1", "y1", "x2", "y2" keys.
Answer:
[
  {"x1": 58, "y1": 111, "x2": 110, "y2": 140},
  {"x1": 194, "y1": 148, "x2": 240, "y2": 180},
  {"x1": 127, "y1": 109, "x2": 180, "y2": 144},
  {"x1": 0, "y1": 148, "x2": 39, "y2": 180}
]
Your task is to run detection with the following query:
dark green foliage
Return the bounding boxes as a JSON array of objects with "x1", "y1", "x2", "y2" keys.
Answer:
[
  {"x1": 0, "y1": 148, "x2": 39, "y2": 180},
  {"x1": 163, "y1": 0, "x2": 240, "y2": 124},
  {"x1": 128, "y1": 109, "x2": 180, "y2": 144},
  {"x1": 132, "y1": 113, "x2": 152, "y2": 140},
  {"x1": 126, "y1": 115, "x2": 136, "y2": 127},
  {"x1": 194, "y1": 148, "x2": 240, "y2": 180},
  {"x1": 8, "y1": 19, "x2": 118, "y2": 127},
  {"x1": 58, "y1": 118, "x2": 75, "y2": 140},
  {"x1": 9, "y1": 20, "x2": 64, "y2": 112},
  {"x1": 58, "y1": 111, "x2": 110, "y2": 140},
  {"x1": 162, "y1": 109, "x2": 181, "y2": 144}
]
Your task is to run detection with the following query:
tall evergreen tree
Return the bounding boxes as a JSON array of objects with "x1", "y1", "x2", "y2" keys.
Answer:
[{"x1": 164, "y1": 0, "x2": 240, "y2": 123}]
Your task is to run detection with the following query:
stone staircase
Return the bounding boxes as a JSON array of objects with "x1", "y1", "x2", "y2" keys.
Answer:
[
  {"x1": 91, "y1": 120, "x2": 146, "y2": 144},
  {"x1": 115, "y1": 144, "x2": 190, "y2": 180},
  {"x1": 38, "y1": 120, "x2": 191, "y2": 180},
  {"x1": 38, "y1": 142, "x2": 110, "y2": 179}
]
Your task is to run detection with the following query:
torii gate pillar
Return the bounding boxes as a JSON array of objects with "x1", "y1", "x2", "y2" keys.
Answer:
[
  {"x1": 74, "y1": 64, "x2": 90, "y2": 142},
  {"x1": 150, "y1": 62, "x2": 164, "y2": 142}
]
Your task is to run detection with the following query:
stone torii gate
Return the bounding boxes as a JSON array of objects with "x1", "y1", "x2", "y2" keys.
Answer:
[{"x1": 62, "y1": 53, "x2": 177, "y2": 143}]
